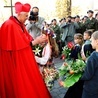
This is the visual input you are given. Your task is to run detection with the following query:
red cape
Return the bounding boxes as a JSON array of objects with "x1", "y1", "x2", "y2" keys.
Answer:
[
  {"x1": 0, "y1": 16, "x2": 51, "y2": 98},
  {"x1": 0, "y1": 16, "x2": 33, "y2": 50}
]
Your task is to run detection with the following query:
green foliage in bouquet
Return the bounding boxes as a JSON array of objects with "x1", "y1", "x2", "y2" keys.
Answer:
[
  {"x1": 59, "y1": 59, "x2": 86, "y2": 88},
  {"x1": 62, "y1": 46, "x2": 71, "y2": 59}
]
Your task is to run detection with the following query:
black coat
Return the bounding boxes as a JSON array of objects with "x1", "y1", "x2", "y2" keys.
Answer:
[{"x1": 83, "y1": 44, "x2": 94, "y2": 57}]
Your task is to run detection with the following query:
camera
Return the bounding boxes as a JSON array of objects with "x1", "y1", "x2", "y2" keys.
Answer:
[
  {"x1": 28, "y1": 11, "x2": 38, "y2": 21},
  {"x1": 29, "y1": 15, "x2": 36, "y2": 21},
  {"x1": 68, "y1": 20, "x2": 71, "y2": 23}
]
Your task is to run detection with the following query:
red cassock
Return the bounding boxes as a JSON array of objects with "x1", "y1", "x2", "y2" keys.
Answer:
[{"x1": 0, "y1": 16, "x2": 52, "y2": 98}]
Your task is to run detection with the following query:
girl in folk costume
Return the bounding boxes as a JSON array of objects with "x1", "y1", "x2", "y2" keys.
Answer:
[{"x1": 35, "y1": 27, "x2": 59, "y2": 90}]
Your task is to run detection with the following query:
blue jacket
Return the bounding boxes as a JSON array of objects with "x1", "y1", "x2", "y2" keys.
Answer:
[{"x1": 82, "y1": 51, "x2": 98, "y2": 95}]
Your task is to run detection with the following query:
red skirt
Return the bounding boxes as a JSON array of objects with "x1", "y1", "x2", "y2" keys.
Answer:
[{"x1": 0, "y1": 47, "x2": 51, "y2": 98}]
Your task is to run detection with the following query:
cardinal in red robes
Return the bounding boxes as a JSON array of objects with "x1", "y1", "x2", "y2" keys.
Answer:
[{"x1": 0, "y1": 2, "x2": 51, "y2": 98}]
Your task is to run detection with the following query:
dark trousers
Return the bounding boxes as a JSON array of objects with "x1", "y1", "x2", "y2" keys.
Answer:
[{"x1": 64, "y1": 80, "x2": 84, "y2": 98}]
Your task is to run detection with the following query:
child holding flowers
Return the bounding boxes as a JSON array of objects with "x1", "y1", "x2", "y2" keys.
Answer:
[
  {"x1": 81, "y1": 31, "x2": 98, "y2": 98},
  {"x1": 35, "y1": 27, "x2": 59, "y2": 90},
  {"x1": 59, "y1": 33, "x2": 85, "y2": 98}
]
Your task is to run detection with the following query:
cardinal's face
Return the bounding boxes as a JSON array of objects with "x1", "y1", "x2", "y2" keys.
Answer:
[{"x1": 19, "y1": 12, "x2": 29, "y2": 23}]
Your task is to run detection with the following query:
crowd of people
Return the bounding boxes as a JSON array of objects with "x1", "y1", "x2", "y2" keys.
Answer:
[{"x1": 0, "y1": 1, "x2": 98, "y2": 98}]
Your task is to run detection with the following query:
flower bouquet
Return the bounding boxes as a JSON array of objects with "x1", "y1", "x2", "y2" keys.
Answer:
[
  {"x1": 59, "y1": 59, "x2": 86, "y2": 87},
  {"x1": 59, "y1": 42, "x2": 86, "y2": 88},
  {"x1": 61, "y1": 42, "x2": 74, "y2": 60},
  {"x1": 43, "y1": 66, "x2": 59, "y2": 90}
]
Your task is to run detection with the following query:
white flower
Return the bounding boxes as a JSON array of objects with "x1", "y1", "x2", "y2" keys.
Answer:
[{"x1": 33, "y1": 47, "x2": 41, "y2": 55}]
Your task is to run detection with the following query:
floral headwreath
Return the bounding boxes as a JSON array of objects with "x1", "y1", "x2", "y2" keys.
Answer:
[{"x1": 42, "y1": 27, "x2": 56, "y2": 39}]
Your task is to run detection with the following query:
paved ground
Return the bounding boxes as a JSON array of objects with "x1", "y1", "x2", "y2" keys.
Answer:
[{"x1": 50, "y1": 57, "x2": 68, "y2": 98}]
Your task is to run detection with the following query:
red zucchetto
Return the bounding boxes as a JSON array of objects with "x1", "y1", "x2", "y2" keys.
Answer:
[{"x1": 15, "y1": 2, "x2": 31, "y2": 13}]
